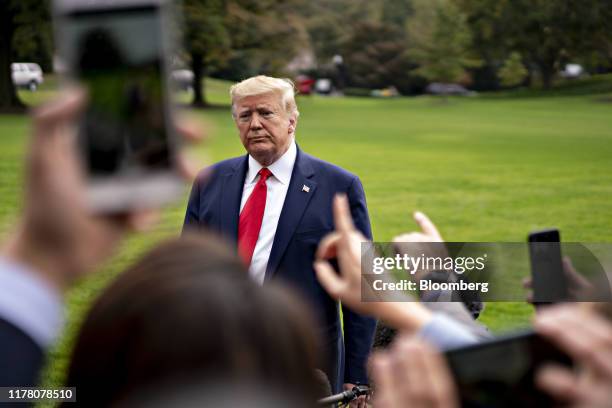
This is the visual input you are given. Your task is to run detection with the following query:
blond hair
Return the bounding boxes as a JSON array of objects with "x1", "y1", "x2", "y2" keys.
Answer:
[{"x1": 230, "y1": 75, "x2": 299, "y2": 118}]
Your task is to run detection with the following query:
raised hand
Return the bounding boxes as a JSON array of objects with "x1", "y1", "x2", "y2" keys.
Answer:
[
  {"x1": 535, "y1": 304, "x2": 612, "y2": 408},
  {"x1": 393, "y1": 211, "x2": 444, "y2": 243},
  {"x1": 314, "y1": 195, "x2": 432, "y2": 331},
  {"x1": 371, "y1": 335, "x2": 459, "y2": 408},
  {"x1": 314, "y1": 194, "x2": 368, "y2": 312},
  {"x1": 3, "y1": 89, "x2": 206, "y2": 292}
]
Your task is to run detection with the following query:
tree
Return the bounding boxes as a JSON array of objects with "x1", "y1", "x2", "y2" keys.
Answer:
[
  {"x1": 182, "y1": 0, "x2": 305, "y2": 107},
  {"x1": 504, "y1": 0, "x2": 612, "y2": 88},
  {"x1": 223, "y1": 0, "x2": 307, "y2": 77},
  {"x1": 292, "y1": 0, "x2": 430, "y2": 93},
  {"x1": 0, "y1": 1, "x2": 20, "y2": 111},
  {"x1": 182, "y1": 0, "x2": 231, "y2": 107},
  {"x1": 12, "y1": 1, "x2": 53, "y2": 71},
  {"x1": 453, "y1": 0, "x2": 510, "y2": 90},
  {"x1": 498, "y1": 52, "x2": 527, "y2": 87},
  {"x1": 300, "y1": 0, "x2": 381, "y2": 63},
  {"x1": 406, "y1": 0, "x2": 480, "y2": 85},
  {"x1": 458, "y1": 0, "x2": 612, "y2": 89},
  {"x1": 381, "y1": 0, "x2": 413, "y2": 29},
  {"x1": 0, "y1": 0, "x2": 51, "y2": 111},
  {"x1": 339, "y1": 21, "x2": 423, "y2": 94}
]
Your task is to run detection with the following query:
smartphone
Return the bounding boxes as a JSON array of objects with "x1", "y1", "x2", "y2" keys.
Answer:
[
  {"x1": 528, "y1": 229, "x2": 568, "y2": 303},
  {"x1": 53, "y1": 0, "x2": 183, "y2": 212},
  {"x1": 445, "y1": 330, "x2": 572, "y2": 407}
]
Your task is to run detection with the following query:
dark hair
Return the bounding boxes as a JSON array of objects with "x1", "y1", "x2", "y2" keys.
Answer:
[{"x1": 65, "y1": 234, "x2": 321, "y2": 406}]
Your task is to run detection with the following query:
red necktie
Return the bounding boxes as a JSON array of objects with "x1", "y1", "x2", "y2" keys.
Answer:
[{"x1": 238, "y1": 168, "x2": 272, "y2": 266}]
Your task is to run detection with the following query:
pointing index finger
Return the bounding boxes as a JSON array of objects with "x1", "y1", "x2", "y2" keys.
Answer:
[
  {"x1": 413, "y1": 211, "x2": 442, "y2": 240},
  {"x1": 333, "y1": 194, "x2": 355, "y2": 234}
]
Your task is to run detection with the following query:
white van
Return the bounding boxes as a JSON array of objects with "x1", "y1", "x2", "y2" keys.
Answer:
[{"x1": 11, "y1": 63, "x2": 44, "y2": 91}]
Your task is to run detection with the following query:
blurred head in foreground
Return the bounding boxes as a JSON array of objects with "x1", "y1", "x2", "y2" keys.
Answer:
[
  {"x1": 64, "y1": 234, "x2": 321, "y2": 406},
  {"x1": 117, "y1": 381, "x2": 316, "y2": 408}
]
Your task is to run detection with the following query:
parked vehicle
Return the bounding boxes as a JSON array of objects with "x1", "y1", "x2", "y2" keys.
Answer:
[
  {"x1": 560, "y1": 64, "x2": 585, "y2": 79},
  {"x1": 296, "y1": 75, "x2": 315, "y2": 95},
  {"x1": 171, "y1": 69, "x2": 194, "y2": 91},
  {"x1": 426, "y1": 82, "x2": 475, "y2": 96},
  {"x1": 314, "y1": 78, "x2": 333, "y2": 95},
  {"x1": 11, "y1": 63, "x2": 44, "y2": 91},
  {"x1": 371, "y1": 86, "x2": 400, "y2": 98}
]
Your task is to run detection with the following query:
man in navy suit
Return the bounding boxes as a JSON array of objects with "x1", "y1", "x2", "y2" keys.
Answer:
[{"x1": 183, "y1": 75, "x2": 376, "y2": 396}]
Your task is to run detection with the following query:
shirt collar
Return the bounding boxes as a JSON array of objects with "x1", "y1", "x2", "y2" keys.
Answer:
[
  {"x1": 0, "y1": 257, "x2": 64, "y2": 348},
  {"x1": 246, "y1": 139, "x2": 297, "y2": 185}
]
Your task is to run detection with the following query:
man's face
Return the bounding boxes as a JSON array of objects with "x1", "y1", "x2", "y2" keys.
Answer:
[{"x1": 234, "y1": 92, "x2": 296, "y2": 166}]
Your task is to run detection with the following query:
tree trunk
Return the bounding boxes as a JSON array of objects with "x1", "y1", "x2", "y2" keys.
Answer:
[
  {"x1": 0, "y1": 1, "x2": 25, "y2": 112},
  {"x1": 539, "y1": 59, "x2": 556, "y2": 90},
  {"x1": 540, "y1": 69, "x2": 553, "y2": 89},
  {"x1": 524, "y1": 64, "x2": 534, "y2": 88},
  {"x1": 190, "y1": 52, "x2": 207, "y2": 107}
]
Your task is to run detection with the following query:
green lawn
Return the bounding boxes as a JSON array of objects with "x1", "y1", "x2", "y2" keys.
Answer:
[{"x1": 2, "y1": 75, "x2": 612, "y2": 390}]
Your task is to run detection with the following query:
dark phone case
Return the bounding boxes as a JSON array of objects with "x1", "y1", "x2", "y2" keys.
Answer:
[
  {"x1": 445, "y1": 330, "x2": 572, "y2": 408},
  {"x1": 528, "y1": 229, "x2": 568, "y2": 303}
]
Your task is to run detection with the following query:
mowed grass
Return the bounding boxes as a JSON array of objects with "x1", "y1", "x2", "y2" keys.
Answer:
[{"x1": 1, "y1": 76, "x2": 612, "y2": 390}]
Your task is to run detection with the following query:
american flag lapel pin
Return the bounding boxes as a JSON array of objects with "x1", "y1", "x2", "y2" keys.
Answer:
[{"x1": 302, "y1": 185, "x2": 310, "y2": 193}]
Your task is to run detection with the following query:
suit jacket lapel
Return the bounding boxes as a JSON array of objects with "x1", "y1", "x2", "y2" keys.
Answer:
[
  {"x1": 265, "y1": 148, "x2": 317, "y2": 280},
  {"x1": 219, "y1": 155, "x2": 248, "y2": 243}
]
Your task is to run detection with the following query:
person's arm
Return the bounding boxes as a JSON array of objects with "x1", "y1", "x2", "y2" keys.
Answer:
[
  {"x1": 534, "y1": 304, "x2": 612, "y2": 407},
  {"x1": 2, "y1": 89, "x2": 129, "y2": 293},
  {"x1": 314, "y1": 196, "x2": 477, "y2": 346},
  {"x1": 0, "y1": 258, "x2": 60, "y2": 386},
  {"x1": 419, "y1": 313, "x2": 478, "y2": 349},
  {"x1": 0, "y1": 258, "x2": 63, "y2": 349},
  {"x1": 0, "y1": 90, "x2": 130, "y2": 386},
  {"x1": 0, "y1": 90, "x2": 203, "y2": 385},
  {"x1": 370, "y1": 335, "x2": 460, "y2": 408}
]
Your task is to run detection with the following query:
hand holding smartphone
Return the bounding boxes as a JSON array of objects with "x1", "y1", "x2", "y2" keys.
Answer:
[
  {"x1": 53, "y1": 0, "x2": 183, "y2": 212},
  {"x1": 528, "y1": 228, "x2": 568, "y2": 304},
  {"x1": 445, "y1": 330, "x2": 572, "y2": 407}
]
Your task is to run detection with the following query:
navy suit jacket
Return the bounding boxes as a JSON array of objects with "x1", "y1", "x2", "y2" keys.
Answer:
[
  {"x1": 0, "y1": 318, "x2": 44, "y2": 388},
  {"x1": 183, "y1": 147, "x2": 376, "y2": 391}
]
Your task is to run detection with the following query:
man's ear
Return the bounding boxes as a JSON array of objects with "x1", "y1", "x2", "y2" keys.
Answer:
[{"x1": 288, "y1": 116, "x2": 297, "y2": 134}]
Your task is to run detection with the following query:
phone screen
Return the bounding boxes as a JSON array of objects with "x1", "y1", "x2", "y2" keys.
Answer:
[
  {"x1": 60, "y1": 5, "x2": 173, "y2": 178},
  {"x1": 528, "y1": 229, "x2": 567, "y2": 303},
  {"x1": 446, "y1": 331, "x2": 572, "y2": 407}
]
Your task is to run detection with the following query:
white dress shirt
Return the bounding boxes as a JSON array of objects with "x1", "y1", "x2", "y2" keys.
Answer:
[
  {"x1": 240, "y1": 140, "x2": 297, "y2": 284},
  {"x1": 0, "y1": 257, "x2": 64, "y2": 348}
]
